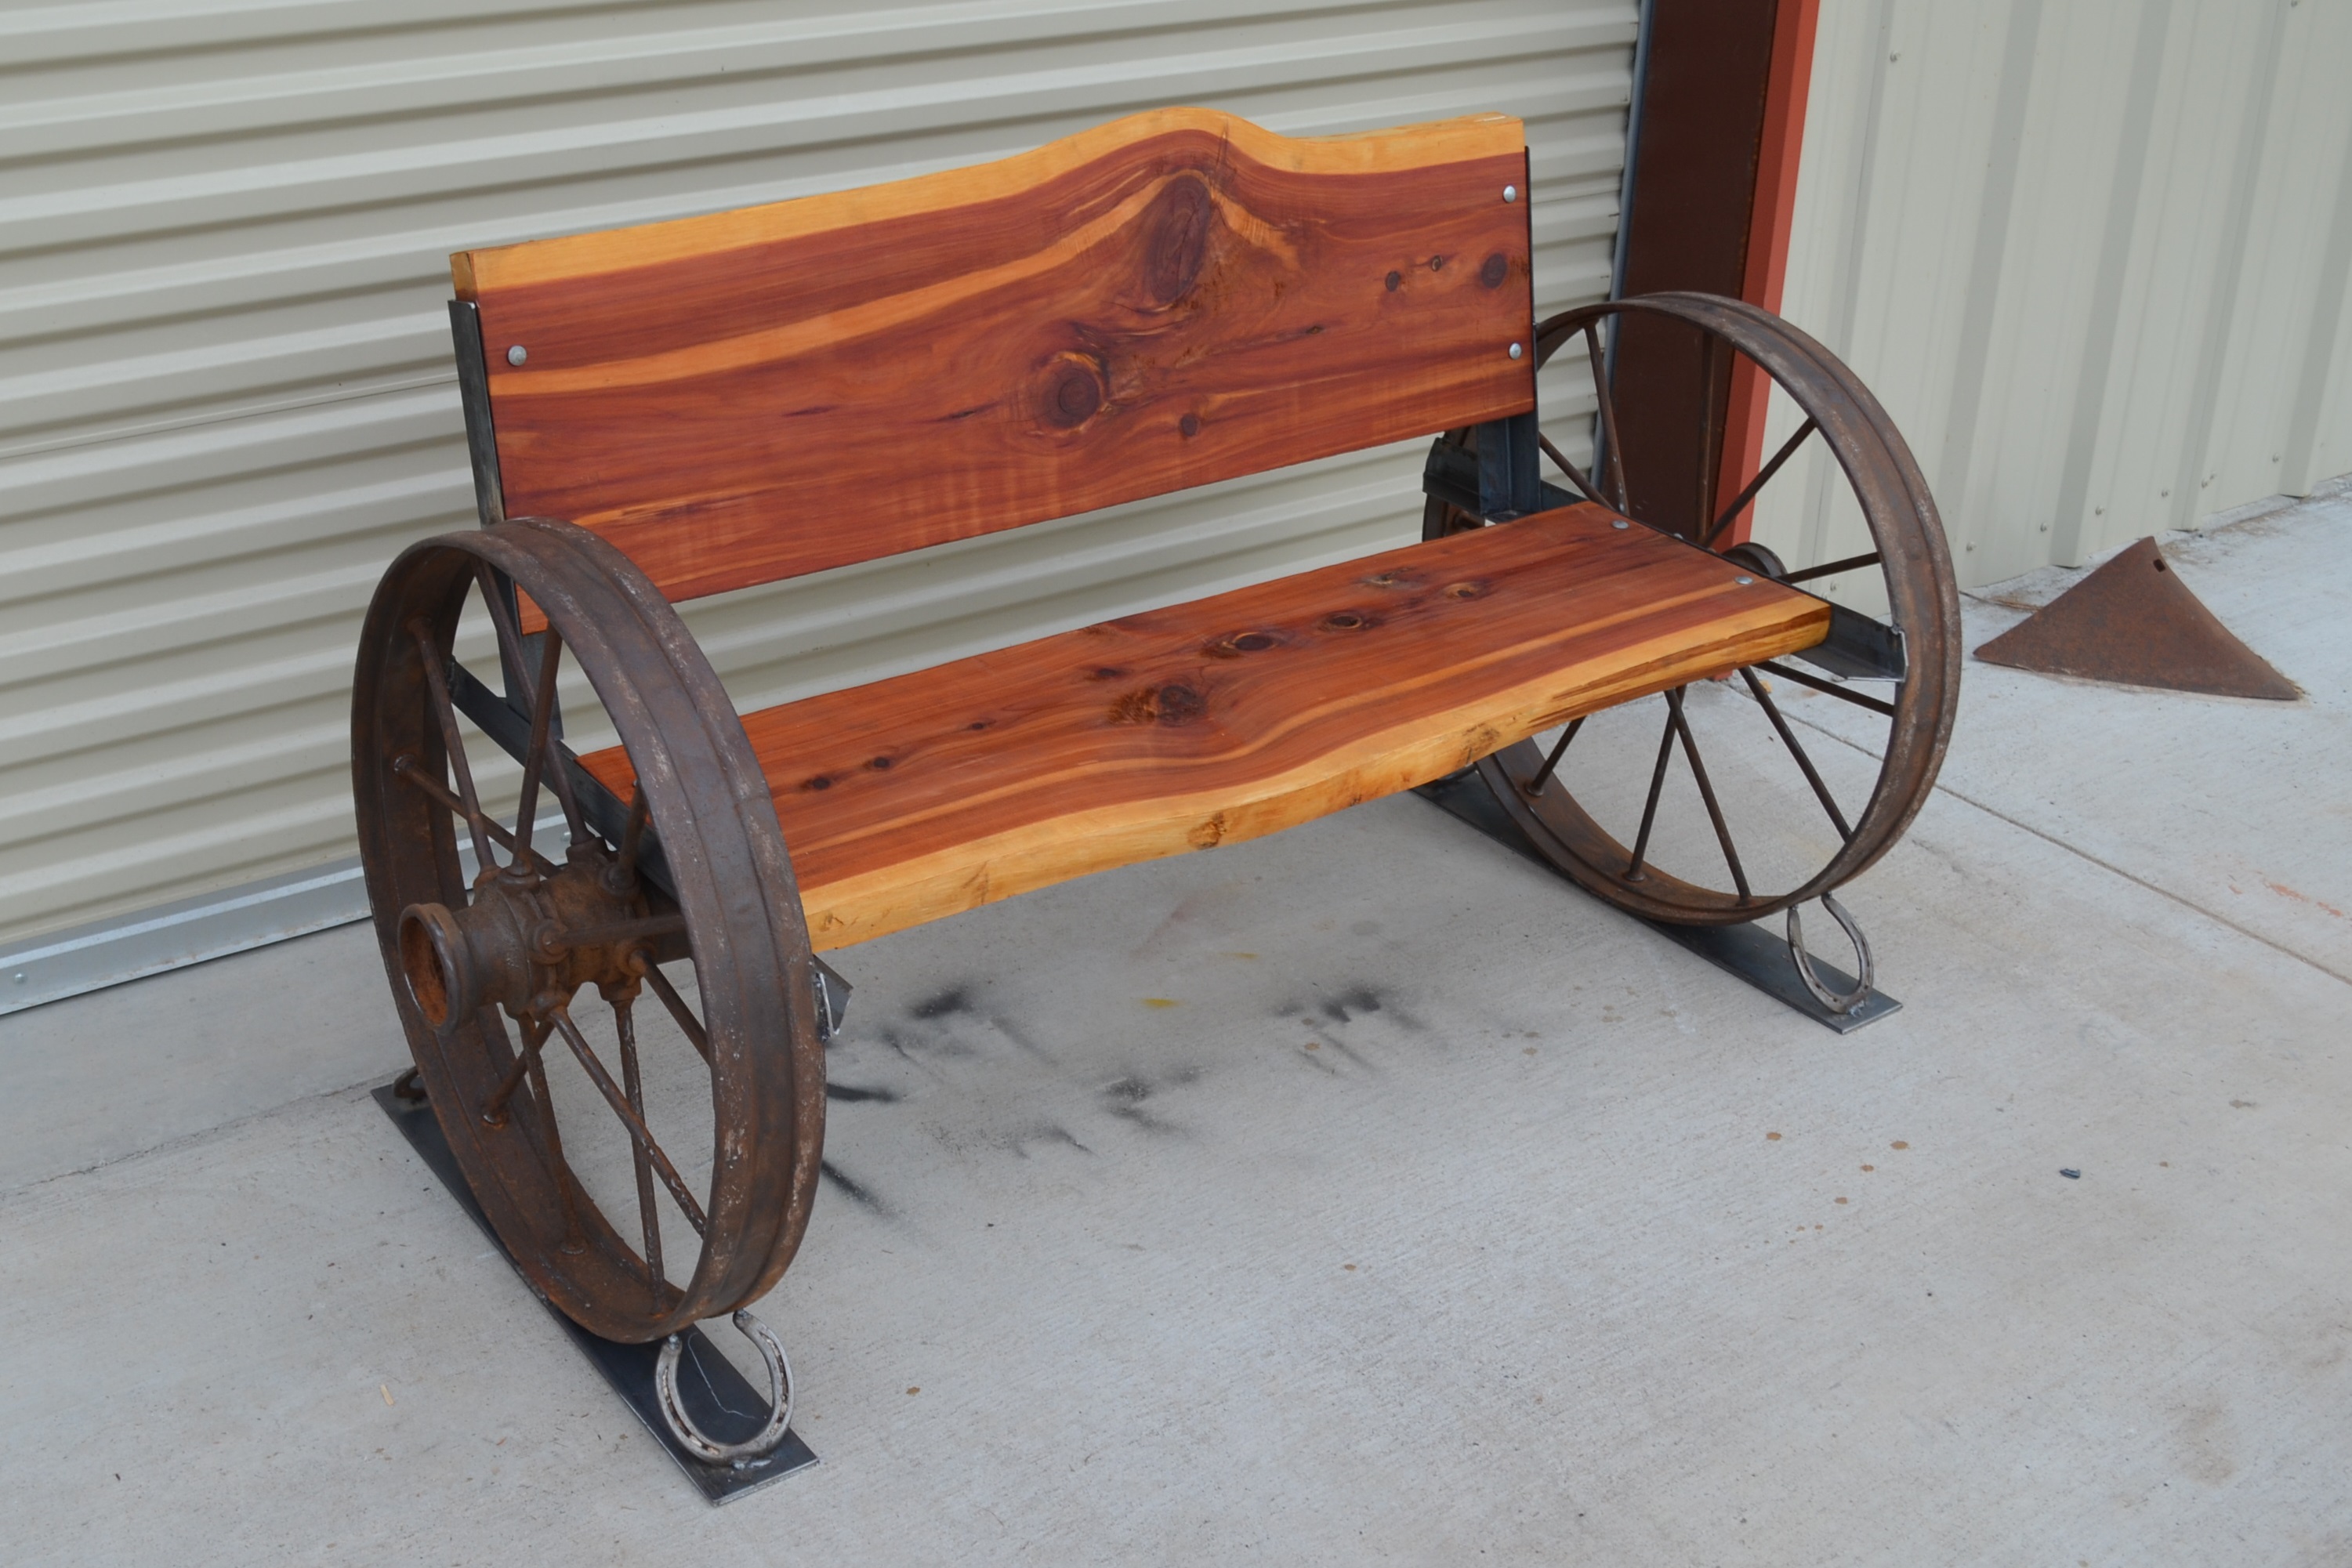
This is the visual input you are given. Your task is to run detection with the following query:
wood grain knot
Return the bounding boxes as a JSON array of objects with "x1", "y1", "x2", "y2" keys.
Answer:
[
  {"x1": 1385, "y1": 270, "x2": 1402, "y2": 292},
  {"x1": 1044, "y1": 359, "x2": 1105, "y2": 427},
  {"x1": 804, "y1": 776, "x2": 832, "y2": 791},
  {"x1": 1180, "y1": 412, "x2": 1201, "y2": 438},
  {"x1": 1318, "y1": 610, "x2": 1376, "y2": 632},
  {"x1": 1480, "y1": 252, "x2": 1509, "y2": 288},
  {"x1": 1143, "y1": 174, "x2": 1216, "y2": 305},
  {"x1": 1206, "y1": 629, "x2": 1281, "y2": 657},
  {"x1": 1361, "y1": 570, "x2": 1422, "y2": 589},
  {"x1": 1108, "y1": 683, "x2": 1209, "y2": 726},
  {"x1": 1156, "y1": 683, "x2": 1207, "y2": 724},
  {"x1": 1444, "y1": 579, "x2": 1490, "y2": 599}
]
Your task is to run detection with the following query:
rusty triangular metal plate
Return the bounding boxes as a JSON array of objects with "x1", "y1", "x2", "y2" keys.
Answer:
[{"x1": 1974, "y1": 537, "x2": 2297, "y2": 699}]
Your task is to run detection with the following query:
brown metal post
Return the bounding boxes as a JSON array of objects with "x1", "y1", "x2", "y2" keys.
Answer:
[{"x1": 1611, "y1": 0, "x2": 1821, "y2": 541}]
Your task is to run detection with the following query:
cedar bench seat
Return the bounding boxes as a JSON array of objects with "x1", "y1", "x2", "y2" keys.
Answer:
[{"x1": 579, "y1": 503, "x2": 1828, "y2": 951}]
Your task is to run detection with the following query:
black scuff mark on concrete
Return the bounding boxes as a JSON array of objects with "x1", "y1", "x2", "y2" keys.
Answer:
[
  {"x1": 1321, "y1": 984, "x2": 1426, "y2": 1034},
  {"x1": 876, "y1": 1021, "x2": 968, "y2": 1070},
  {"x1": 1271, "y1": 984, "x2": 1428, "y2": 1073},
  {"x1": 820, "y1": 1159, "x2": 890, "y2": 1215},
  {"x1": 909, "y1": 984, "x2": 976, "y2": 1021},
  {"x1": 825, "y1": 1081, "x2": 901, "y2": 1104},
  {"x1": 906, "y1": 980, "x2": 1059, "y2": 1065},
  {"x1": 981, "y1": 1008, "x2": 1057, "y2": 1065},
  {"x1": 1292, "y1": 1038, "x2": 1343, "y2": 1077},
  {"x1": 1102, "y1": 1074, "x2": 1187, "y2": 1135},
  {"x1": 1004, "y1": 1123, "x2": 1093, "y2": 1159},
  {"x1": 1306, "y1": 1024, "x2": 1375, "y2": 1072}
]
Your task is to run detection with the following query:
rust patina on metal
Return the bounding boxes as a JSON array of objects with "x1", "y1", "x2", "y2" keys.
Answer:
[
  {"x1": 1422, "y1": 294, "x2": 1962, "y2": 932},
  {"x1": 1975, "y1": 536, "x2": 2298, "y2": 700},
  {"x1": 352, "y1": 520, "x2": 828, "y2": 1349}
]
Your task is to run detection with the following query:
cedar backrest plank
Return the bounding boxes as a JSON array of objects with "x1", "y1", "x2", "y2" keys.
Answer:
[{"x1": 458, "y1": 108, "x2": 1535, "y2": 604}]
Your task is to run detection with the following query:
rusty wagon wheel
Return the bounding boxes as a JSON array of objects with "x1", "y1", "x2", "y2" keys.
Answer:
[
  {"x1": 352, "y1": 516, "x2": 826, "y2": 1346},
  {"x1": 1424, "y1": 293, "x2": 1960, "y2": 945}
]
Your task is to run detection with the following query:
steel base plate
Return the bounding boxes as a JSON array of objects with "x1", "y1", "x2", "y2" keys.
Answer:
[
  {"x1": 373, "y1": 1083, "x2": 819, "y2": 1503},
  {"x1": 1415, "y1": 770, "x2": 1901, "y2": 1034}
]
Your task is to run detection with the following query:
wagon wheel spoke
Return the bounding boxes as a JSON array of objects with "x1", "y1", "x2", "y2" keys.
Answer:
[
  {"x1": 1701, "y1": 415, "x2": 1817, "y2": 549},
  {"x1": 390, "y1": 755, "x2": 557, "y2": 874},
  {"x1": 1739, "y1": 668, "x2": 1854, "y2": 842},
  {"x1": 631, "y1": 951, "x2": 713, "y2": 1065},
  {"x1": 1781, "y1": 550, "x2": 1882, "y2": 585},
  {"x1": 1752, "y1": 661, "x2": 1900, "y2": 718},
  {"x1": 1665, "y1": 687, "x2": 1751, "y2": 900},
  {"x1": 1698, "y1": 333, "x2": 1729, "y2": 527},
  {"x1": 1536, "y1": 432, "x2": 1617, "y2": 513},
  {"x1": 469, "y1": 561, "x2": 591, "y2": 850},
  {"x1": 1523, "y1": 715, "x2": 1585, "y2": 796},
  {"x1": 617, "y1": 785, "x2": 650, "y2": 882},
  {"x1": 1623, "y1": 694, "x2": 1681, "y2": 882},
  {"x1": 493, "y1": 1012, "x2": 585, "y2": 1253},
  {"x1": 547, "y1": 913, "x2": 685, "y2": 952},
  {"x1": 408, "y1": 620, "x2": 501, "y2": 875},
  {"x1": 505, "y1": 599, "x2": 567, "y2": 863},
  {"x1": 1583, "y1": 322, "x2": 1630, "y2": 512},
  {"x1": 614, "y1": 998, "x2": 663, "y2": 1284},
  {"x1": 482, "y1": 1009, "x2": 552, "y2": 1127},
  {"x1": 1538, "y1": 433, "x2": 1575, "y2": 480},
  {"x1": 1540, "y1": 443, "x2": 1615, "y2": 512},
  {"x1": 548, "y1": 1005, "x2": 707, "y2": 1236}
]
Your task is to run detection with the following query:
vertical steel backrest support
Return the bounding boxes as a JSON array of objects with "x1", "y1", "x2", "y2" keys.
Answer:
[
  {"x1": 451, "y1": 299, "x2": 554, "y2": 723},
  {"x1": 1475, "y1": 409, "x2": 1545, "y2": 520},
  {"x1": 450, "y1": 300, "x2": 506, "y2": 529}
]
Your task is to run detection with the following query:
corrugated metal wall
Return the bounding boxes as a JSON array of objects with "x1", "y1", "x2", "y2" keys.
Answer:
[
  {"x1": 1751, "y1": 0, "x2": 2352, "y2": 593},
  {"x1": 0, "y1": 2, "x2": 1633, "y2": 968}
]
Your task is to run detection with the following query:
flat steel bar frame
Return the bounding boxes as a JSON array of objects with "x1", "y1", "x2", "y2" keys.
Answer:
[
  {"x1": 374, "y1": 1082, "x2": 817, "y2": 1503},
  {"x1": 1412, "y1": 767, "x2": 1900, "y2": 1034}
]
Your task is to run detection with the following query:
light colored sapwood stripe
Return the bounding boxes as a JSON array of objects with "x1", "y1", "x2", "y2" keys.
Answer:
[{"x1": 453, "y1": 107, "x2": 1524, "y2": 295}]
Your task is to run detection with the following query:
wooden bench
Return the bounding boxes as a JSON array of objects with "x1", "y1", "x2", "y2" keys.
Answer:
[{"x1": 355, "y1": 107, "x2": 1952, "y2": 1460}]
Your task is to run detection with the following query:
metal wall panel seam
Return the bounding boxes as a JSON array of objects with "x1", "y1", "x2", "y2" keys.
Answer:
[
  {"x1": 2046, "y1": 0, "x2": 2174, "y2": 567},
  {"x1": 1930, "y1": 0, "x2": 2042, "y2": 531}
]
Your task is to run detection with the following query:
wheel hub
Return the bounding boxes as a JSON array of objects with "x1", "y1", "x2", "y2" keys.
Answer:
[{"x1": 398, "y1": 845, "x2": 651, "y2": 1029}]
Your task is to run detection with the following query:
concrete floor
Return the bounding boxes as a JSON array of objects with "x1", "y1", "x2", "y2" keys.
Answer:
[{"x1": 3, "y1": 492, "x2": 2347, "y2": 1564}]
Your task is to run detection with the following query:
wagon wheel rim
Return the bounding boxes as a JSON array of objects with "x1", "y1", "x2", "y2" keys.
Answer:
[
  {"x1": 1426, "y1": 292, "x2": 1961, "y2": 925},
  {"x1": 352, "y1": 517, "x2": 824, "y2": 1342}
]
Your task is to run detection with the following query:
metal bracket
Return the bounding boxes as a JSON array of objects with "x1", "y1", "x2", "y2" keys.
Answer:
[
  {"x1": 374, "y1": 1082, "x2": 819, "y2": 1502},
  {"x1": 1422, "y1": 418, "x2": 1578, "y2": 522},
  {"x1": 1413, "y1": 769, "x2": 1900, "y2": 1033},
  {"x1": 1411, "y1": 433, "x2": 1580, "y2": 517},
  {"x1": 1801, "y1": 604, "x2": 1908, "y2": 682}
]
